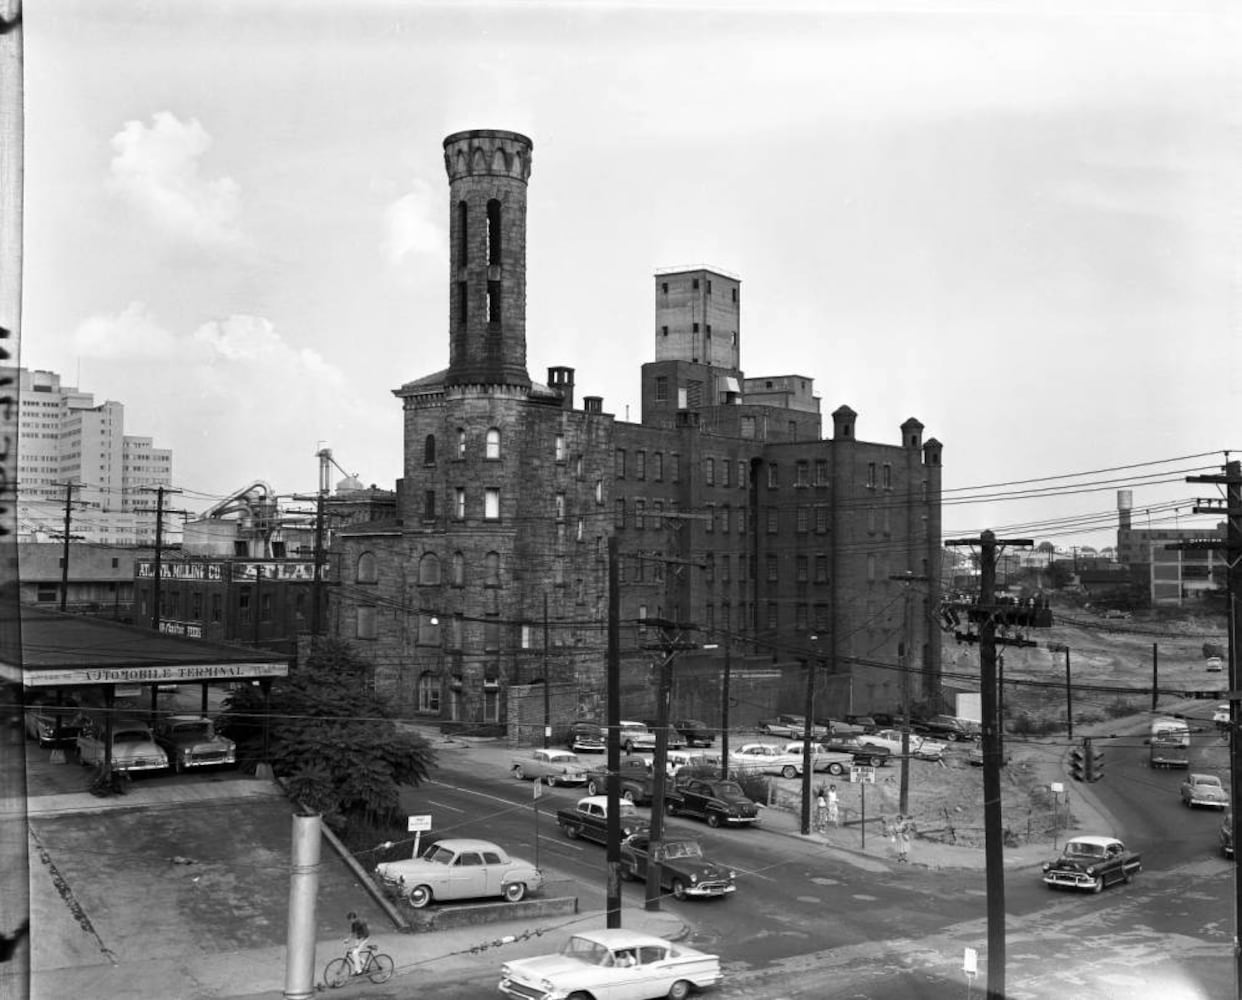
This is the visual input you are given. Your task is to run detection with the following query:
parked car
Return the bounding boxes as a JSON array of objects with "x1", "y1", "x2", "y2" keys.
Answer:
[
  {"x1": 1042, "y1": 835, "x2": 1141, "y2": 892},
  {"x1": 869, "y1": 712, "x2": 897, "y2": 729},
  {"x1": 566, "y1": 720, "x2": 606, "y2": 753},
  {"x1": 672, "y1": 719, "x2": 715, "y2": 747},
  {"x1": 1222, "y1": 811, "x2": 1234, "y2": 858},
  {"x1": 499, "y1": 929, "x2": 723, "y2": 1000},
  {"x1": 820, "y1": 735, "x2": 891, "y2": 767},
  {"x1": 24, "y1": 699, "x2": 85, "y2": 747},
  {"x1": 618, "y1": 721, "x2": 658, "y2": 753},
  {"x1": 1206, "y1": 656, "x2": 1224, "y2": 673},
  {"x1": 844, "y1": 714, "x2": 879, "y2": 734},
  {"x1": 665, "y1": 750, "x2": 720, "y2": 779},
  {"x1": 511, "y1": 748, "x2": 588, "y2": 786},
  {"x1": 730, "y1": 742, "x2": 806, "y2": 778},
  {"x1": 866, "y1": 728, "x2": 946, "y2": 762},
  {"x1": 619, "y1": 834, "x2": 736, "y2": 900},
  {"x1": 585, "y1": 755, "x2": 656, "y2": 804},
  {"x1": 759, "y1": 714, "x2": 827, "y2": 739},
  {"x1": 1181, "y1": 772, "x2": 1229, "y2": 809},
  {"x1": 814, "y1": 717, "x2": 867, "y2": 737},
  {"x1": 664, "y1": 777, "x2": 760, "y2": 828},
  {"x1": 1213, "y1": 704, "x2": 1231, "y2": 728},
  {"x1": 75, "y1": 717, "x2": 169, "y2": 772},
  {"x1": 556, "y1": 795, "x2": 648, "y2": 845},
  {"x1": 915, "y1": 715, "x2": 981, "y2": 742},
  {"x1": 782, "y1": 741, "x2": 852, "y2": 776},
  {"x1": 375, "y1": 837, "x2": 542, "y2": 908},
  {"x1": 152, "y1": 715, "x2": 237, "y2": 772},
  {"x1": 639, "y1": 721, "x2": 687, "y2": 750}
]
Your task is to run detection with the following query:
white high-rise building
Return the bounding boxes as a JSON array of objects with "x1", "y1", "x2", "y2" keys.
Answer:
[{"x1": 7, "y1": 367, "x2": 175, "y2": 545}]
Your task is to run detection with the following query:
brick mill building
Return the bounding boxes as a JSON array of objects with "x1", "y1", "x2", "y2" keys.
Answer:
[{"x1": 327, "y1": 129, "x2": 943, "y2": 740}]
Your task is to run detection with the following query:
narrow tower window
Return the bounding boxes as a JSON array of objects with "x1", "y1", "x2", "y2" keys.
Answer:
[
  {"x1": 487, "y1": 280, "x2": 502, "y2": 324},
  {"x1": 487, "y1": 199, "x2": 502, "y2": 264},
  {"x1": 456, "y1": 201, "x2": 468, "y2": 268},
  {"x1": 456, "y1": 281, "x2": 467, "y2": 330}
]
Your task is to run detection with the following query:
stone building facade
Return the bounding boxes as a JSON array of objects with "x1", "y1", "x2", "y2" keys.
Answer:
[{"x1": 327, "y1": 128, "x2": 943, "y2": 739}]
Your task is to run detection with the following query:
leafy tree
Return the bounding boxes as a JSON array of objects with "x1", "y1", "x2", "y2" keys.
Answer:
[{"x1": 218, "y1": 637, "x2": 435, "y2": 827}]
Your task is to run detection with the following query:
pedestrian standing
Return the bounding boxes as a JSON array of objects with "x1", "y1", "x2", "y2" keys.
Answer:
[
  {"x1": 893, "y1": 813, "x2": 913, "y2": 863},
  {"x1": 814, "y1": 788, "x2": 829, "y2": 832},
  {"x1": 827, "y1": 784, "x2": 840, "y2": 827}
]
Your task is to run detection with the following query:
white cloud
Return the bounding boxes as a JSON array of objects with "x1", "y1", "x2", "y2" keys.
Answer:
[
  {"x1": 108, "y1": 111, "x2": 242, "y2": 246},
  {"x1": 72, "y1": 301, "x2": 180, "y2": 359},
  {"x1": 382, "y1": 180, "x2": 443, "y2": 264}
]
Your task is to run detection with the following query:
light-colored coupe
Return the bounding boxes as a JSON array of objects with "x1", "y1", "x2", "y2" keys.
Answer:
[{"x1": 512, "y1": 748, "x2": 588, "y2": 786}]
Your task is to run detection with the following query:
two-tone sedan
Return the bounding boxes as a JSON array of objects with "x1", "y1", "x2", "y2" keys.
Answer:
[
  {"x1": 511, "y1": 748, "x2": 588, "y2": 786},
  {"x1": 1181, "y1": 772, "x2": 1229, "y2": 809},
  {"x1": 500, "y1": 930, "x2": 722, "y2": 1000},
  {"x1": 729, "y1": 742, "x2": 806, "y2": 778},
  {"x1": 375, "y1": 837, "x2": 542, "y2": 908},
  {"x1": 1042, "y1": 836, "x2": 1141, "y2": 893},
  {"x1": 619, "y1": 834, "x2": 736, "y2": 900}
]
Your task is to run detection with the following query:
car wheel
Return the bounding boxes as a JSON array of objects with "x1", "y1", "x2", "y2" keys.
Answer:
[
  {"x1": 827, "y1": 762, "x2": 844, "y2": 776},
  {"x1": 869, "y1": 756, "x2": 884, "y2": 768},
  {"x1": 504, "y1": 882, "x2": 526, "y2": 903},
  {"x1": 1123, "y1": 870, "x2": 1134, "y2": 885},
  {"x1": 671, "y1": 878, "x2": 687, "y2": 901},
  {"x1": 407, "y1": 884, "x2": 433, "y2": 908},
  {"x1": 564, "y1": 823, "x2": 581, "y2": 840},
  {"x1": 707, "y1": 812, "x2": 722, "y2": 828},
  {"x1": 622, "y1": 788, "x2": 637, "y2": 804},
  {"x1": 945, "y1": 732, "x2": 958, "y2": 742},
  {"x1": 666, "y1": 800, "x2": 679, "y2": 816},
  {"x1": 781, "y1": 765, "x2": 798, "y2": 779},
  {"x1": 619, "y1": 864, "x2": 635, "y2": 882},
  {"x1": 668, "y1": 979, "x2": 692, "y2": 1000},
  {"x1": 1092, "y1": 876, "x2": 1104, "y2": 894},
  {"x1": 514, "y1": 766, "x2": 526, "y2": 781},
  {"x1": 544, "y1": 774, "x2": 556, "y2": 787},
  {"x1": 587, "y1": 780, "x2": 600, "y2": 796}
]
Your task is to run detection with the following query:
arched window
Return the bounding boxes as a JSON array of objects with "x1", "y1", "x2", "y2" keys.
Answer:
[
  {"x1": 487, "y1": 198, "x2": 502, "y2": 264},
  {"x1": 451, "y1": 551, "x2": 465, "y2": 587},
  {"x1": 424, "y1": 434, "x2": 436, "y2": 465},
  {"x1": 418, "y1": 552, "x2": 441, "y2": 585},
  {"x1": 484, "y1": 551, "x2": 500, "y2": 587},
  {"x1": 457, "y1": 428, "x2": 466, "y2": 458},
  {"x1": 417, "y1": 671, "x2": 440, "y2": 713},
  {"x1": 485, "y1": 428, "x2": 501, "y2": 459},
  {"x1": 356, "y1": 552, "x2": 377, "y2": 584}
]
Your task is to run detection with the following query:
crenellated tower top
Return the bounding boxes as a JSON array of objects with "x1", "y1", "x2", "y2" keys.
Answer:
[{"x1": 442, "y1": 129, "x2": 533, "y2": 389}]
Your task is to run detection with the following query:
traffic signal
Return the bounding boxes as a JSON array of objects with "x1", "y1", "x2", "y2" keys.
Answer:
[
  {"x1": 1086, "y1": 743, "x2": 1104, "y2": 783},
  {"x1": 1070, "y1": 744, "x2": 1087, "y2": 781}
]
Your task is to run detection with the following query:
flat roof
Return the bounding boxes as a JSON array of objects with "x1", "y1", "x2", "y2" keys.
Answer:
[{"x1": 2, "y1": 604, "x2": 290, "y2": 688}]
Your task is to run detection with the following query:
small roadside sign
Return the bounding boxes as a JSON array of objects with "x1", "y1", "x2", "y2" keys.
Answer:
[
  {"x1": 533, "y1": 780, "x2": 543, "y2": 800},
  {"x1": 850, "y1": 765, "x2": 875, "y2": 784},
  {"x1": 407, "y1": 814, "x2": 432, "y2": 832}
]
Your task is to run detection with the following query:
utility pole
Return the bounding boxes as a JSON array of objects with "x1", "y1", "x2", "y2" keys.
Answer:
[
  {"x1": 138, "y1": 485, "x2": 182, "y2": 633},
  {"x1": 56, "y1": 481, "x2": 82, "y2": 611},
  {"x1": 800, "y1": 654, "x2": 816, "y2": 835},
  {"x1": 642, "y1": 618, "x2": 698, "y2": 911},
  {"x1": 1182, "y1": 457, "x2": 1241, "y2": 1000},
  {"x1": 310, "y1": 448, "x2": 330, "y2": 640},
  {"x1": 542, "y1": 592, "x2": 551, "y2": 749},
  {"x1": 719, "y1": 641, "x2": 731, "y2": 779},
  {"x1": 605, "y1": 535, "x2": 621, "y2": 928},
  {"x1": 946, "y1": 530, "x2": 1032, "y2": 1000},
  {"x1": 890, "y1": 570, "x2": 929, "y2": 815}
]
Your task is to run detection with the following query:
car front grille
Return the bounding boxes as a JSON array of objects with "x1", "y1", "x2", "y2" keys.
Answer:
[{"x1": 498, "y1": 978, "x2": 548, "y2": 1000}]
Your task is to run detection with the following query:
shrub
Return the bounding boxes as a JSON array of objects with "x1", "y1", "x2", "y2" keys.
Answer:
[{"x1": 1104, "y1": 697, "x2": 1144, "y2": 719}]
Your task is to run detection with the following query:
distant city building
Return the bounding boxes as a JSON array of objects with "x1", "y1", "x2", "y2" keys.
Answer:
[
  {"x1": 5, "y1": 366, "x2": 174, "y2": 545},
  {"x1": 16, "y1": 541, "x2": 152, "y2": 618},
  {"x1": 1115, "y1": 490, "x2": 1225, "y2": 606},
  {"x1": 327, "y1": 129, "x2": 944, "y2": 739}
]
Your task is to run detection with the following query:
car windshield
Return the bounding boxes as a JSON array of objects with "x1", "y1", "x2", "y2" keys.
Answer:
[
  {"x1": 557, "y1": 753, "x2": 581, "y2": 764},
  {"x1": 660, "y1": 841, "x2": 703, "y2": 861},
  {"x1": 682, "y1": 720, "x2": 707, "y2": 728},
  {"x1": 174, "y1": 723, "x2": 212, "y2": 739},
  {"x1": 114, "y1": 730, "x2": 151, "y2": 744},
  {"x1": 1065, "y1": 841, "x2": 1106, "y2": 859},
  {"x1": 715, "y1": 782, "x2": 747, "y2": 800},
  {"x1": 617, "y1": 802, "x2": 639, "y2": 819},
  {"x1": 560, "y1": 936, "x2": 613, "y2": 966},
  {"x1": 422, "y1": 844, "x2": 455, "y2": 865},
  {"x1": 1196, "y1": 776, "x2": 1222, "y2": 787}
]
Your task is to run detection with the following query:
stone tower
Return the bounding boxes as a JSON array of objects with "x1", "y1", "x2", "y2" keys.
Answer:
[{"x1": 442, "y1": 129, "x2": 533, "y2": 389}]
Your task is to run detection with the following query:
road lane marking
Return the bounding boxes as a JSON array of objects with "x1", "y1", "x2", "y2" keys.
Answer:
[{"x1": 425, "y1": 799, "x2": 466, "y2": 813}]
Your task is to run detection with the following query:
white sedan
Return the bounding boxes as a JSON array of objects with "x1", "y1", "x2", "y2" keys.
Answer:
[
  {"x1": 782, "y1": 741, "x2": 853, "y2": 775},
  {"x1": 867, "y1": 728, "x2": 947, "y2": 761},
  {"x1": 729, "y1": 742, "x2": 806, "y2": 778},
  {"x1": 375, "y1": 837, "x2": 542, "y2": 908},
  {"x1": 500, "y1": 929, "x2": 722, "y2": 1000}
]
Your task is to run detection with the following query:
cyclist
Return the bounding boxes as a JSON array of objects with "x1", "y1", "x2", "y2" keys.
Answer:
[{"x1": 345, "y1": 911, "x2": 370, "y2": 975}]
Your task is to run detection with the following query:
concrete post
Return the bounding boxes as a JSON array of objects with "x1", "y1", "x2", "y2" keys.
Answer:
[{"x1": 283, "y1": 813, "x2": 322, "y2": 1000}]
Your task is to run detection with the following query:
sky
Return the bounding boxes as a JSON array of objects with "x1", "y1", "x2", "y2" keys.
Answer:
[{"x1": 17, "y1": 0, "x2": 1242, "y2": 549}]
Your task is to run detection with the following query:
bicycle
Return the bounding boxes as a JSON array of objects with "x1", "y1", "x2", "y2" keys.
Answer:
[{"x1": 324, "y1": 942, "x2": 395, "y2": 988}]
